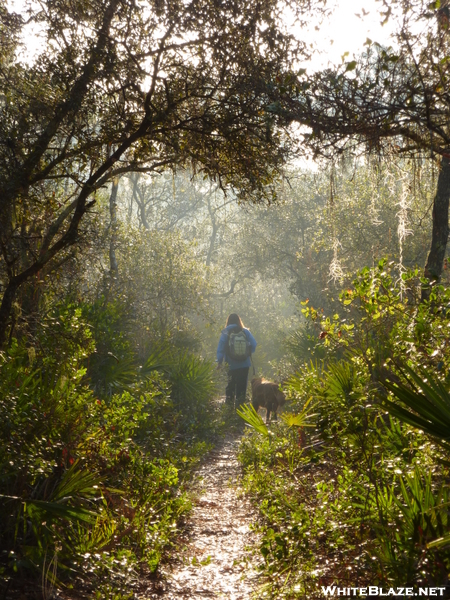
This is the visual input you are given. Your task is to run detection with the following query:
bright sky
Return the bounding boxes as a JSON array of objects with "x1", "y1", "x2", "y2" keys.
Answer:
[
  {"x1": 300, "y1": 0, "x2": 396, "y2": 71},
  {"x1": 8, "y1": 0, "x2": 396, "y2": 67}
]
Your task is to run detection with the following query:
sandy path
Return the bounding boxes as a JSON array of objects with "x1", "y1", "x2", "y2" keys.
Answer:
[{"x1": 145, "y1": 434, "x2": 260, "y2": 599}]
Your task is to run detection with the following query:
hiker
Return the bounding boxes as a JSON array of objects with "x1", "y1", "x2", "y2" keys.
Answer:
[{"x1": 216, "y1": 313, "x2": 257, "y2": 405}]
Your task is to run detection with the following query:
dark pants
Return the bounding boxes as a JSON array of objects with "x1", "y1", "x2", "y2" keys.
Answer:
[{"x1": 226, "y1": 367, "x2": 249, "y2": 405}]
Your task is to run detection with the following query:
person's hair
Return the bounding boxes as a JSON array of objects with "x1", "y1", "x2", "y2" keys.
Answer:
[{"x1": 226, "y1": 313, "x2": 244, "y2": 330}]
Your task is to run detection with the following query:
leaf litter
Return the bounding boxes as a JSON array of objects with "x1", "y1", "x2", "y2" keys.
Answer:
[{"x1": 144, "y1": 433, "x2": 260, "y2": 599}]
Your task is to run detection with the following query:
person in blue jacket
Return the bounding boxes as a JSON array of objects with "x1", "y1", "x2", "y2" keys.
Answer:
[{"x1": 216, "y1": 313, "x2": 257, "y2": 405}]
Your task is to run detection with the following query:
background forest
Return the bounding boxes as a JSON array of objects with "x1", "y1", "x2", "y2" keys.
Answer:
[
  {"x1": 3, "y1": 0, "x2": 450, "y2": 597},
  {"x1": 3, "y1": 155, "x2": 449, "y2": 598}
]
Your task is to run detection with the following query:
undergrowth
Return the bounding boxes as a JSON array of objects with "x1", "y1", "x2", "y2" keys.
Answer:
[
  {"x1": 239, "y1": 262, "x2": 450, "y2": 599},
  {"x1": 0, "y1": 302, "x2": 221, "y2": 599}
]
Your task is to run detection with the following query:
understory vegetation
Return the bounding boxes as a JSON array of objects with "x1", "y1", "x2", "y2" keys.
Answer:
[
  {"x1": 0, "y1": 299, "x2": 221, "y2": 599},
  {"x1": 3, "y1": 0, "x2": 450, "y2": 594},
  {"x1": 2, "y1": 153, "x2": 450, "y2": 598},
  {"x1": 2, "y1": 151, "x2": 450, "y2": 598},
  {"x1": 239, "y1": 262, "x2": 450, "y2": 598}
]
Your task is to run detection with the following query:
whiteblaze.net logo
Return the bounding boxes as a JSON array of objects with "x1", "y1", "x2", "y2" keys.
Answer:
[{"x1": 321, "y1": 586, "x2": 447, "y2": 597}]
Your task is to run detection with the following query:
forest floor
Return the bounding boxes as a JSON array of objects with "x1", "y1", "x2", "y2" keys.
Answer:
[{"x1": 144, "y1": 429, "x2": 261, "y2": 600}]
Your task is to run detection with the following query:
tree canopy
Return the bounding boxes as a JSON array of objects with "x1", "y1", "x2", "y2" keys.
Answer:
[
  {"x1": 274, "y1": 0, "x2": 450, "y2": 293},
  {"x1": 0, "y1": 0, "x2": 312, "y2": 347}
]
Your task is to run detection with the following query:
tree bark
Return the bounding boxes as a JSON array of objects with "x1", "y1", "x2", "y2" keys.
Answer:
[
  {"x1": 422, "y1": 155, "x2": 450, "y2": 301},
  {"x1": 109, "y1": 177, "x2": 119, "y2": 278},
  {"x1": 0, "y1": 119, "x2": 150, "y2": 351},
  {"x1": 206, "y1": 194, "x2": 220, "y2": 267},
  {"x1": 206, "y1": 217, "x2": 218, "y2": 267},
  {"x1": 128, "y1": 173, "x2": 139, "y2": 222},
  {"x1": 135, "y1": 183, "x2": 150, "y2": 230},
  {"x1": 0, "y1": 280, "x2": 20, "y2": 349}
]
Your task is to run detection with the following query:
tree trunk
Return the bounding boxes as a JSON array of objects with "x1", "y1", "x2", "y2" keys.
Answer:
[
  {"x1": 206, "y1": 218, "x2": 218, "y2": 267},
  {"x1": 128, "y1": 173, "x2": 139, "y2": 222},
  {"x1": 422, "y1": 155, "x2": 450, "y2": 301},
  {"x1": 0, "y1": 280, "x2": 20, "y2": 350},
  {"x1": 109, "y1": 177, "x2": 119, "y2": 278},
  {"x1": 206, "y1": 195, "x2": 219, "y2": 267}
]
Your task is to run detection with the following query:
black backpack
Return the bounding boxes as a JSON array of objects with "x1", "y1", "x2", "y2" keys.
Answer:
[{"x1": 227, "y1": 329, "x2": 251, "y2": 361}]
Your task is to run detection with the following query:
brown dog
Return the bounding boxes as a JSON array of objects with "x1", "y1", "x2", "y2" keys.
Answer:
[{"x1": 251, "y1": 377, "x2": 286, "y2": 423}]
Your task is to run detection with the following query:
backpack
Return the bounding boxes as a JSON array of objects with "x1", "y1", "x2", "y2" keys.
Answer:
[{"x1": 227, "y1": 329, "x2": 251, "y2": 361}]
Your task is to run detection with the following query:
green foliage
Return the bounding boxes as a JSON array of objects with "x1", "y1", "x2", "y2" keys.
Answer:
[
  {"x1": 237, "y1": 403, "x2": 270, "y2": 436},
  {"x1": 143, "y1": 345, "x2": 218, "y2": 434},
  {"x1": 237, "y1": 397, "x2": 316, "y2": 436},
  {"x1": 238, "y1": 262, "x2": 450, "y2": 597},
  {"x1": 383, "y1": 366, "x2": 450, "y2": 444},
  {"x1": 0, "y1": 344, "x2": 103, "y2": 582},
  {"x1": 115, "y1": 229, "x2": 213, "y2": 349},
  {"x1": 0, "y1": 309, "x2": 218, "y2": 597},
  {"x1": 280, "y1": 398, "x2": 316, "y2": 429},
  {"x1": 283, "y1": 321, "x2": 327, "y2": 367},
  {"x1": 377, "y1": 467, "x2": 450, "y2": 580},
  {"x1": 82, "y1": 298, "x2": 137, "y2": 397},
  {"x1": 0, "y1": 0, "x2": 305, "y2": 349},
  {"x1": 34, "y1": 301, "x2": 96, "y2": 374}
]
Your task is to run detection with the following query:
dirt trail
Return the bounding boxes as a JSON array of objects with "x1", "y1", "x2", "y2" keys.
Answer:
[{"x1": 146, "y1": 433, "x2": 260, "y2": 599}]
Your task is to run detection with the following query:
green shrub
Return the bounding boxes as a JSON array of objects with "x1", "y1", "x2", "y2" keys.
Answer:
[
  {"x1": 143, "y1": 345, "x2": 218, "y2": 435},
  {"x1": 0, "y1": 333, "x2": 216, "y2": 596},
  {"x1": 238, "y1": 262, "x2": 450, "y2": 597}
]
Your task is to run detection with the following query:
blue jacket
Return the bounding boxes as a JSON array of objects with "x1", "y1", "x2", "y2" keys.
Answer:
[{"x1": 216, "y1": 325, "x2": 257, "y2": 370}]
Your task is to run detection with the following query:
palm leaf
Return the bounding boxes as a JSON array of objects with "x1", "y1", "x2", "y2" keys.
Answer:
[
  {"x1": 280, "y1": 397, "x2": 317, "y2": 428},
  {"x1": 382, "y1": 365, "x2": 450, "y2": 443},
  {"x1": 236, "y1": 403, "x2": 270, "y2": 437},
  {"x1": 51, "y1": 461, "x2": 102, "y2": 502},
  {"x1": 326, "y1": 361, "x2": 358, "y2": 402},
  {"x1": 143, "y1": 346, "x2": 216, "y2": 406},
  {"x1": 427, "y1": 533, "x2": 450, "y2": 549},
  {"x1": 25, "y1": 500, "x2": 96, "y2": 524}
]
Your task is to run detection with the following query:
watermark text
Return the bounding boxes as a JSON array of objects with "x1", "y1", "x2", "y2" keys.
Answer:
[{"x1": 321, "y1": 586, "x2": 446, "y2": 597}]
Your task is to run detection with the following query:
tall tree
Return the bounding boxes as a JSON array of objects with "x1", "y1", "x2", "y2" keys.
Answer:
[
  {"x1": 276, "y1": 0, "x2": 450, "y2": 297},
  {"x1": 0, "y1": 0, "x2": 315, "y2": 348}
]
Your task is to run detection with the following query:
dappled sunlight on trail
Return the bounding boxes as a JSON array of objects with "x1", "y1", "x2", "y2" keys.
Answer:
[{"x1": 146, "y1": 433, "x2": 260, "y2": 599}]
